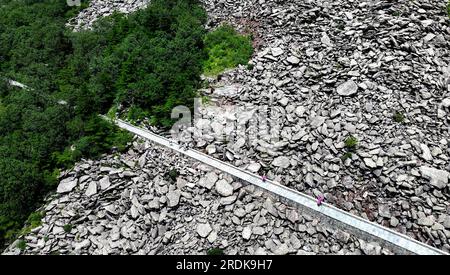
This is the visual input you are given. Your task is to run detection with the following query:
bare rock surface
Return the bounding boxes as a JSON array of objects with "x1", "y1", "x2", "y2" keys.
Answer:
[{"x1": 3, "y1": 139, "x2": 392, "y2": 255}]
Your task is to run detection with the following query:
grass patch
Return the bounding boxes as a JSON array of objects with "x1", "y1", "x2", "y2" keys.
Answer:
[
  {"x1": 201, "y1": 95, "x2": 211, "y2": 105},
  {"x1": 167, "y1": 169, "x2": 179, "y2": 181},
  {"x1": 447, "y1": 0, "x2": 450, "y2": 18},
  {"x1": 344, "y1": 136, "x2": 358, "y2": 152},
  {"x1": 207, "y1": 247, "x2": 225, "y2": 255},
  {"x1": 63, "y1": 224, "x2": 73, "y2": 233},
  {"x1": 203, "y1": 24, "x2": 253, "y2": 76},
  {"x1": 341, "y1": 152, "x2": 353, "y2": 161},
  {"x1": 20, "y1": 211, "x2": 44, "y2": 235},
  {"x1": 16, "y1": 239, "x2": 26, "y2": 251},
  {"x1": 393, "y1": 111, "x2": 405, "y2": 123}
]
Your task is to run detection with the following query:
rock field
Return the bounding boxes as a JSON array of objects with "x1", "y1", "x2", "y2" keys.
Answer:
[
  {"x1": 3, "y1": 139, "x2": 392, "y2": 255},
  {"x1": 6, "y1": 0, "x2": 450, "y2": 254}
]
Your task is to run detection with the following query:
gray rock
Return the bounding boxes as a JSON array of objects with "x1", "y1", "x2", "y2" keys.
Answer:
[
  {"x1": 334, "y1": 230, "x2": 350, "y2": 243},
  {"x1": 273, "y1": 243, "x2": 290, "y2": 255},
  {"x1": 148, "y1": 198, "x2": 160, "y2": 210},
  {"x1": 442, "y1": 215, "x2": 450, "y2": 229},
  {"x1": 271, "y1": 47, "x2": 284, "y2": 57},
  {"x1": 336, "y1": 80, "x2": 358, "y2": 96},
  {"x1": 286, "y1": 56, "x2": 300, "y2": 64},
  {"x1": 378, "y1": 204, "x2": 391, "y2": 218},
  {"x1": 85, "y1": 182, "x2": 97, "y2": 197},
  {"x1": 57, "y1": 178, "x2": 78, "y2": 193},
  {"x1": 417, "y1": 216, "x2": 435, "y2": 226},
  {"x1": 419, "y1": 166, "x2": 449, "y2": 189},
  {"x1": 310, "y1": 116, "x2": 326, "y2": 128},
  {"x1": 420, "y1": 144, "x2": 433, "y2": 161},
  {"x1": 199, "y1": 171, "x2": 218, "y2": 189},
  {"x1": 196, "y1": 223, "x2": 212, "y2": 238},
  {"x1": 321, "y1": 32, "x2": 333, "y2": 47},
  {"x1": 272, "y1": 156, "x2": 290, "y2": 168},
  {"x1": 99, "y1": 176, "x2": 111, "y2": 190},
  {"x1": 166, "y1": 190, "x2": 181, "y2": 207},
  {"x1": 242, "y1": 226, "x2": 252, "y2": 240},
  {"x1": 247, "y1": 163, "x2": 261, "y2": 173},
  {"x1": 73, "y1": 239, "x2": 90, "y2": 251},
  {"x1": 390, "y1": 217, "x2": 399, "y2": 227},
  {"x1": 364, "y1": 158, "x2": 377, "y2": 169},
  {"x1": 215, "y1": 179, "x2": 234, "y2": 197},
  {"x1": 295, "y1": 106, "x2": 306, "y2": 117}
]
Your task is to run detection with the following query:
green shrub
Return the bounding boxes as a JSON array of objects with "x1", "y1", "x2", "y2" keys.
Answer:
[
  {"x1": 16, "y1": 240, "x2": 26, "y2": 251},
  {"x1": 63, "y1": 224, "x2": 73, "y2": 233},
  {"x1": 207, "y1": 247, "x2": 225, "y2": 255},
  {"x1": 344, "y1": 136, "x2": 358, "y2": 152},
  {"x1": 341, "y1": 152, "x2": 353, "y2": 161},
  {"x1": 167, "y1": 169, "x2": 179, "y2": 181},
  {"x1": 393, "y1": 111, "x2": 405, "y2": 123},
  {"x1": 25, "y1": 212, "x2": 43, "y2": 230},
  {"x1": 203, "y1": 24, "x2": 253, "y2": 76}
]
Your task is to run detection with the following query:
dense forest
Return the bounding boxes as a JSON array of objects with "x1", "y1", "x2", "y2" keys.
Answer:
[{"x1": 0, "y1": 0, "x2": 210, "y2": 247}]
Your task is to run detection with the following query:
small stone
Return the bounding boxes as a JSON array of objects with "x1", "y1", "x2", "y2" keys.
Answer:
[
  {"x1": 295, "y1": 106, "x2": 306, "y2": 117},
  {"x1": 242, "y1": 227, "x2": 252, "y2": 240},
  {"x1": 199, "y1": 172, "x2": 218, "y2": 190},
  {"x1": 57, "y1": 178, "x2": 78, "y2": 193},
  {"x1": 321, "y1": 32, "x2": 333, "y2": 47},
  {"x1": 442, "y1": 98, "x2": 450, "y2": 108},
  {"x1": 286, "y1": 56, "x2": 300, "y2": 64},
  {"x1": 252, "y1": 226, "x2": 265, "y2": 235},
  {"x1": 418, "y1": 216, "x2": 435, "y2": 226},
  {"x1": 271, "y1": 47, "x2": 284, "y2": 57},
  {"x1": 310, "y1": 116, "x2": 326, "y2": 128},
  {"x1": 85, "y1": 182, "x2": 97, "y2": 197},
  {"x1": 273, "y1": 243, "x2": 290, "y2": 255},
  {"x1": 73, "y1": 239, "x2": 90, "y2": 251},
  {"x1": 247, "y1": 163, "x2": 261, "y2": 173},
  {"x1": 378, "y1": 204, "x2": 391, "y2": 218},
  {"x1": 166, "y1": 190, "x2": 181, "y2": 207},
  {"x1": 197, "y1": 223, "x2": 212, "y2": 238},
  {"x1": 364, "y1": 158, "x2": 377, "y2": 169},
  {"x1": 442, "y1": 215, "x2": 450, "y2": 229},
  {"x1": 419, "y1": 166, "x2": 449, "y2": 189},
  {"x1": 207, "y1": 231, "x2": 217, "y2": 243},
  {"x1": 390, "y1": 217, "x2": 399, "y2": 227},
  {"x1": 206, "y1": 144, "x2": 216, "y2": 154},
  {"x1": 334, "y1": 230, "x2": 350, "y2": 243},
  {"x1": 336, "y1": 80, "x2": 358, "y2": 96},
  {"x1": 148, "y1": 198, "x2": 160, "y2": 209},
  {"x1": 215, "y1": 179, "x2": 234, "y2": 197},
  {"x1": 272, "y1": 156, "x2": 290, "y2": 168},
  {"x1": 99, "y1": 176, "x2": 111, "y2": 190},
  {"x1": 420, "y1": 144, "x2": 433, "y2": 161}
]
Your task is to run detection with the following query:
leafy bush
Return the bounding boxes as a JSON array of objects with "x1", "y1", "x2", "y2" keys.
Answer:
[{"x1": 203, "y1": 24, "x2": 253, "y2": 76}]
